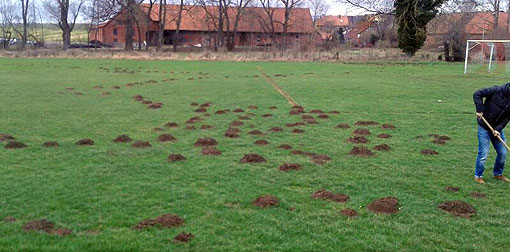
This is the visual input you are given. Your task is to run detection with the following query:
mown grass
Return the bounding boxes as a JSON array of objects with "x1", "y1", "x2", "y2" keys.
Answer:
[{"x1": 1, "y1": 58, "x2": 510, "y2": 251}]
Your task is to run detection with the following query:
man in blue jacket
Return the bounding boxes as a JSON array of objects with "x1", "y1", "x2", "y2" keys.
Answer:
[{"x1": 473, "y1": 83, "x2": 510, "y2": 184}]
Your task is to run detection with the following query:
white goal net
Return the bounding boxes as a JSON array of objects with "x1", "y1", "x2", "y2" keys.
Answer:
[{"x1": 464, "y1": 40, "x2": 510, "y2": 75}]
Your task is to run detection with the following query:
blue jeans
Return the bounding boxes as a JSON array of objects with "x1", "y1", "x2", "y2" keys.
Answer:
[{"x1": 475, "y1": 125, "x2": 507, "y2": 178}]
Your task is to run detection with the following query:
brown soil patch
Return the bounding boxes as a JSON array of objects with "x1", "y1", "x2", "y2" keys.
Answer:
[
  {"x1": 132, "y1": 141, "x2": 151, "y2": 148},
  {"x1": 377, "y1": 133, "x2": 392, "y2": 139},
  {"x1": 302, "y1": 115, "x2": 314, "y2": 120},
  {"x1": 262, "y1": 114, "x2": 273, "y2": 118},
  {"x1": 230, "y1": 120, "x2": 244, "y2": 126},
  {"x1": 190, "y1": 102, "x2": 199, "y2": 106},
  {"x1": 101, "y1": 92, "x2": 111, "y2": 96},
  {"x1": 252, "y1": 195, "x2": 279, "y2": 208},
  {"x1": 349, "y1": 147, "x2": 375, "y2": 157},
  {"x1": 111, "y1": 86, "x2": 120, "y2": 89},
  {"x1": 437, "y1": 200, "x2": 476, "y2": 218},
  {"x1": 286, "y1": 122, "x2": 305, "y2": 127},
  {"x1": 201, "y1": 146, "x2": 222, "y2": 155},
  {"x1": 148, "y1": 103, "x2": 162, "y2": 109},
  {"x1": 355, "y1": 121, "x2": 379, "y2": 126},
  {"x1": 255, "y1": 139, "x2": 269, "y2": 145},
  {"x1": 470, "y1": 192, "x2": 487, "y2": 199},
  {"x1": 291, "y1": 150, "x2": 305, "y2": 155},
  {"x1": 311, "y1": 154, "x2": 331, "y2": 165},
  {"x1": 432, "y1": 139, "x2": 446, "y2": 144},
  {"x1": 41, "y1": 141, "x2": 58, "y2": 148},
  {"x1": 430, "y1": 134, "x2": 451, "y2": 141},
  {"x1": 186, "y1": 117, "x2": 203, "y2": 124},
  {"x1": 367, "y1": 196, "x2": 399, "y2": 214},
  {"x1": 421, "y1": 149, "x2": 438, "y2": 155},
  {"x1": 330, "y1": 194, "x2": 350, "y2": 203},
  {"x1": 23, "y1": 219, "x2": 54, "y2": 232},
  {"x1": 168, "y1": 154, "x2": 186, "y2": 162},
  {"x1": 279, "y1": 163, "x2": 301, "y2": 171},
  {"x1": 303, "y1": 118, "x2": 318, "y2": 124},
  {"x1": 248, "y1": 105, "x2": 258, "y2": 109},
  {"x1": 347, "y1": 136, "x2": 370, "y2": 144},
  {"x1": 142, "y1": 101, "x2": 153, "y2": 104},
  {"x1": 4, "y1": 216, "x2": 17, "y2": 222},
  {"x1": 0, "y1": 134, "x2": 15, "y2": 141},
  {"x1": 278, "y1": 144, "x2": 292, "y2": 149},
  {"x1": 200, "y1": 102, "x2": 212, "y2": 107},
  {"x1": 248, "y1": 130, "x2": 263, "y2": 135},
  {"x1": 269, "y1": 106, "x2": 277, "y2": 109},
  {"x1": 153, "y1": 127, "x2": 164, "y2": 132},
  {"x1": 233, "y1": 108, "x2": 244, "y2": 113},
  {"x1": 444, "y1": 186, "x2": 460, "y2": 192},
  {"x1": 93, "y1": 85, "x2": 103, "y2": 89},
  {"x1": 194, "y1": 137, "x2": 218, "y2": 147},
  {"x1": 329, "y1": 110, "x2": 340, "y2": 114},
  {"x1": 158, "y1": 134, "x2": 176, "y2": 142},
  {"x1": 133, "y1": 95, "x2": 143, "y2": 101},
  {"x1": 269, "y1": 127, "x2": 283, "y2": 132},
  {"x1": 76, "y1": 139, "x2": 94, "y2": 146},
  {"x1": 174, "y1": 232, "x2": 194, "y2": 243},
  {"x1": 134, "y1": 214, "x2": 184, "y2": 229},
  {"x1": 5, "y1": 141, "x2": 27, "y2": 149},
  {"x1": 336, "y1": 123, "x2": 350, "y2": 129},
  {"x1": 215, "y1": 110, "x2": 228, "y2": 114},
  {"x1": 309, "y1": 109, "x2": 324, "y2": 114},
  {"x1": 289, "y1": 106, "x2": 305, "y2": 115},
  {"x1": 381, "y1": 124, "x2": 396, "y2": 129},
  {"x1": 292, "y1": 129, "x2": 304, "y2": 134},
  {"x1": 195, "y1": 108, "x2": 207, "y2": 113},
  {"x1": 318, "y1": 114, "x2": 330, "y2": 119},
  {"x1": 225, "y1": 128, "x2": 240, "y2": 138},
  {"x1": 241, "y1": 154, "x2": 266, "y2": 163},
  {"x1": 353, "y1": 128, "x2": 371, "y2": 136},
  {"x1": 311, "y1": 189, "x2": 349, "y2": 202},
  {"x1": 198, "y1": 125, "x2": 212, "y2": 130},
  {"x1": 238, "y1": 115, "x2": 251, "y2": 120},
  {"x1": 165, "y1": 122, "x2": 179, "y2": 128},
  {"x1": 340, "y1": 209, "x2": 358, "y2": 217},
  {"x1": 113, "y1": 135, "x2": 132, "y2": 143},
  {"x1": 374, "y1": 144, "x2": 391, "y2": 151}
]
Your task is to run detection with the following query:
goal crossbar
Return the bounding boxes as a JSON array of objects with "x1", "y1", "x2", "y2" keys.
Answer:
[{"x1": 464, "y1": 40, "x2": 510, "y2": 74}]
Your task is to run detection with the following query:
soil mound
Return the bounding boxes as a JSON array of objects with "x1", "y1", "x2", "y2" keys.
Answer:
[
  {"x1": 142, "y1": 101, "x2": 153, "y2": 104},
  {"x1": 432, "y1": 139, "x2": 446, "y2": 144},
  {"x1": 269, "y1": 127, "x2": 283, "y2": 132},
  {"x1": 132, "y1": 141, "x2": 151, "y2": 148},
  {"x1": 302, "y1": 115, "x2": 314, "y2": 120},
  {"x1": 225, "y1": 128, "x2": 240, "y2": 138},
  {"x1": 262, "y1": 114, "x2": 273, "y2": 118},
  {"x1": 248, "y1": 105, "x2": 258, "y2": 109},
  {"x1": 23, "y1": 219, "x2": 54, "y2": 232},
  {"x1": 148, "y1": 103, "x2": 162, "y2": 109},
  {"x1": 241, "y1": 154, "x2": 266, "y2": 163},
  {"x1": 200, "y1": 102, "x2": 212, "y2": 107},
  {"x1": 278, "y1": 144, "x2": 292, "y2": 149},
  {"x1": 76, "y1": 139, "x2": 94, "y2": 146},
  {"x1": 5, "y1": 141, "x2": 27, "y2": 149},
  {"x1": 194, "y1": 138, "x2": 218, "y2": 147},
  {"x1": 168, "y1": 154, "x2": 186, "y2": 162},
  {"x1": 111, "y1": 85, "x2": 120, "y2": 89},
  {"x1": 381, "y1": 124, "x2": 396, "y2": 129},
  {"x1": 329, "y1": 110, "x2": 340, "y2": 114},
  {"x1": 437, "y1": 200, "x2": 476, "y2": 218},
  {"x1": 233, "y1": 108, "x2": 244, "y2": 113},
  {"x1": 248, "y1": 130, "x2": 263, "y2": 135},
  {"x1": 330, "y1": 194, "x2": 350, "y2": 203},
  {"x1": 165, "y1": 122, "x2": 179, "y2": 128},
  {"x1": 289, "y1": 106, "x2": 305, "y2": 115},
  {"x1": 238, "y1": 115, "x2": 251, "y2": 120},
  {"x1": 279, "y1": 163, "x2": 301, "y2": 171},
  {"x1": 349, "y1": 147, "x2": 375, "y2": 157},
  {"x1": 353, "y1": 128, "x2": 371, "y2": 136},
  {"x1": 252, "y1": 195, "x2": 279, "y2": 208},
  {"x1": 470, "y1": 192, "x2": 487, "y2": 199},
  {"x1": 311, "y1": 189, "x2": 349, "y2": 202},
  {"x1": 292, "y1": 129, "x2": 304, "y2": 133},
  {"x1": 195, "y1": 108, "x2": 206, "y2": 113},
  {"x1": 134, "y1": 214, "x2": 184, "y2": 229},
  {"x1": 444, "y1": 186, "x2": 460, "y2": 192},
  {"x1": 311, "y1": 154, "x2": 331, "y2": 165},
  {"x1": 215, "y1": 110, "x2": 227, "y2": 114},
  {"x1": 318, "y1": 114, "x2": 330, "y2": 119},
  {"x1": 255, "y1": 140, "x2": 269, "y2": 145},
  {"x1": 174, "y1": 232, "x2": 194, "y2": 243},
  {"x1": 153, "y1": 127, "x2": 164, "y2": 132},
  {"x1": 0, "y1": 134, "x2": 15, "y2": 141},
  {"x1": 230, "y1": 120, "x2": 244, "y2": 126},
  {"x1": 286, "y1": 122, "x2": 306, "y2": 127},
  {"x1": 347, "y1": 136, "x2": 369, "y2": 144},
  {"x1": 309, "y1": 109, "x2": 324, "y2": 114},
  {"x1": 340, "y1": 209, "x2": 358, "y2": 217},
  {"x1": 93, "y1": 85, "x2": 103, "y2": 89},
  {"x1": 190, "y1": 102, "x2": 199, "y2": 106},
  {"x1": 269, "y1": 106, "x2": 277, "y2": 109},
  {"x1": 158, "y1": 134, "x2": 176, "y2": 142},
  {"x1": 43, "y1": 141, "x2": 59, "y2": 147},
  {"x1": 113, "y1": 135, "x2": 132, "y2": 143},
  {"x1": 304, "y1": 118, "x2": 318, "y2": 124},
  {"x1": 377, "y1": 133, "x2": 392, "y2": 139},
  {"x1": 133, "y1": 95, "x2": 143, "y2": 101},
  {"x1": 200, "y1": 125, "x2": 214, "y2": 130},
  {"x1": 374, "y1": 144, "x2": 391, "y2": 151},
  {"x1": 201, "y1": 146, "x2": 221, "y2": 155},
  {"x1": 101, "y1": 92, "x2": 111, "y2": 96},
  {"x1": 355, "y1": 121, "x2": 379, "y2": 126},
  {"x1": 336, "y1": 123, "x2": 350, "y2": 129},
  {"x1": 421, "y1": 149, "x2": 438, "y2": 155},
  {"x1": 186, "y1": 117, "x2": 202, "y2": 124},
  {"x1": 367, "y1": 196, "x2": 399, "y2": 214}
]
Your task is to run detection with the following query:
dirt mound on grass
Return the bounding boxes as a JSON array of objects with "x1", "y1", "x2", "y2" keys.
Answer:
[
  {"x1": 430, "y1": 134, "x2": 450, "y2": 141},
  {"x1": 353, "y1": 128, "x2": 371, "y2": 136},
  {"x1": 215, "y1": 110, "x2": 227, "y2": 114},
  {"x1": 262, "y1": 114, "x2": 273, "y2": 118},
  {"x1": 42, "y1": 141, "x2": 58, "y2": 147},
  {"x1": 233, "y1": 108, "x2": 244, "y2": 113},
  {"x1": 330, "y1": 194, "x2": 350, "y2": 203},
  {"x1": 289, "y1": 106, "x2": 305, "y2": 115},
  {"x1": 93, "y1": 85, "x2": 103, "y2": 89},
  {"x1": 311, "y1": 154, "x2": 331, "y2": 165},
  {"x1": 302, "y1": 115, "x2": 314, "y2": 120},
  {"x1": 101, "y1": 92, "x2": 111, "y2": 96},
  {"x1": 174, "y1": 232, "x2": 194, "y2": 243},
  {"x1": 186, "y1": 117, "x2": 203, "y2": 124},
  {"x1": 340, "y1": 209, "x2": 358, "y2": 217},
  {"x1": 238, "y1": 115, "x2": 251, "y2": 120},
  {"x1": 201, "y1": 146, "x2": 221, "y2": 155},
  {"x1": 230, "y1": 120, "x2": 244, "y2": 126},
  {"x1": 470, "y1": 192, "x2": 486, "y2": 199},
  {"x1": 153, "y1": 127, "x2": 164, "y2": 132},
  {"x1": 303, "y1": 118, "x2": 318, "y2": 124},
  {"x1": 279, "y1": 163, "x2": 301, "y2": 171},
  {"x1": 200, "y1": 125, "x2": 214, "y2": 130},
  {"x1": 0, "y1": 134, "x2": 15, "y2": 141},
  {"x1": 185, "y1": 126, "x2": 196, "y2": 130},
  {"x1": 248, "y1": 105, "x2": 258, "y2": 109},
  {"x1": 111, "y1": 85, "x2": 120, "y2": 89},
  {"x1": 5, "y1": 140, "x2": 27, "y2": 149},
  {"x1": 113, "y1": 135, "x2": 132, "y2": 143},
  {"x1": 444, "y1": 186, "x2": 460, "y2": 192},
  {"x1": 50, "y1": 228, "x2": 72, "y2": 236},
  {"x1": 194, "y1": 138, "x2": 218, "y2": 147},
  {"x1": 349, "y1": 147, "x2": 375, "y2": 157},
  {"x1": 311, "y1": 189, "x2": 349, "y2": 202},
  {"x1": 252, "y1": 195, "x2": 279, "y2": 208},
  {"x1": 241, "y1": 154, "x2": 266, "y2": 163},
  {"x1": 225, "y1": 128, "x2": 240, "y2": 138},
  {"x1": 269, "y1": 106, "x2": 277, "y2": 109},
  {"x1": 329, "y1": 110, "x2": 340, "y2": 114},
  {"x1": 381, "y1": 124, "x2": 396, "y2": 129},
  {"x1": 269, "y1": 127, "x2": 283, "y2": 132},
  {"x1": 336, "y1": 123, "x2": 350, "y2": 129},
  {"x1": 374, "y1": 144, "x2": 391, "y2": 151},
  {"x1": 158, "y1": 134, "x2": 176, "y2": 142},
  {"x1": 195, "y1": 108, "x2": 207, "y2": 113},
  {"x1": 23, "y1": 219, "x2": 54, "y2": 232},
  {"x1": 165, "y1": 122, "x2": 179, "y2": 128},
  {"x1": 134, "y1": 214, "x2": 184, "y2": 229},
  {"x1": 432, "y1": 139, "x2": 446, "y2": 144},
  {"x1": 132, "y1": 141, "x2": 151, "y2": 148},
  {"x1": 76, "y1": 139, "x2": 94, "y2": 146},
  {"x1": 309, "y1": 109, "x2": 324, "y2": 114},
  {"x1": 347, "y1": 136, "x2": 369, "y2": 144},
  {"x1": 133, "y1": 95, "x2": 143, "y2": 101},
  {"x1": 190, "y1": 102, "x2": 199, "y2": 106},
  {"x1": 248, "y1": 130, "x2": 263, "y2": 135},
  {"x1": 377, "y1": 133, "x2": 392, "y2": 139},
  {"x1": 142, "y1": 100, "x2": 152, "y2": 104},
  {"x1": 286, "y1": 122, "x2": 306, "y2": 127},
  {"x1": 278, "y1": 144, "x2": 292, "y2": 149},
  {"x1": 355, "y1": 121, "x2": 379, "y2": 126},
  {"x1": 367, "y1": 196, "x2": 399, "y2": 214},
  {"x1": 168, "y1": 154, "x2": 185, "y2": 162},
  {"x1": 318, "y1": 114, "x2": 330, "y2": 119},
  {"x1": 421, "y1": 149, "x2": 438, "y2": 155},
  {"x1": 437, "y1": 201, "x2": 476, "y2": 218},
  {"x1": 148, "y1": 103, "x2": 162, "y2": 109},
  {"x1": 292, "y1": 129, "x2": 304, "y2": 134}
]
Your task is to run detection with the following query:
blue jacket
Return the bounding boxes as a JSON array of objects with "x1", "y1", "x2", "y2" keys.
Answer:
[{"x1": 473, "y1": 83, "x2": 510, "y2": 132}]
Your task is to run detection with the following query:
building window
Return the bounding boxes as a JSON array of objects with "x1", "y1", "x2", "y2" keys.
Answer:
[
  {"x1": 113, "y1": 28, "x2": 118, "y2": 36},
  {"x1": 256, "y1": 34, "x2": 261, "y2": 43},
  {"x1": 113, "y1": 39, "x2": 118, "y2": 43}
]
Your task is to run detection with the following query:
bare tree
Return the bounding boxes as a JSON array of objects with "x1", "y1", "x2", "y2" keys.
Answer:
[
  {"x1": 20, "y1": 0, "x2": 29, "y2": 49},
  {"x1": 157, "y1": 0, "x2": 167, "y2": 51},
  {"x1": 226, "y1": 0, "x2": 252, "y2": 50},
  {"x1": 307, "y1": 0, "x2": 328, "y2": 22},
  {"x1": 256, "y1": 0, "x2": 279, "y2": 48},
  {"x1": 145, "y1": 0, "x2": 156, "y2": 49},
  {"x1": 279, "y1": 0, "x2": 303, "y2": 48},
  {"x1": 43, "y1": 0, "x2": 85, "y2": 49},
  {"x1": 171, "y1": 0, "x2": 187, "y2": 52},
  {"x1": 0, "y1": 0, "x2": 16, "y2": 48}
]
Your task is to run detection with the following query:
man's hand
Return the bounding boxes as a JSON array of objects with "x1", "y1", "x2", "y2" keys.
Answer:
[
  {"x1": 494, "y1": 131, "x2": 501, "y2": 137},
  {"x1": 476, "y1": 112, "x2": 484, "y2": 118}
]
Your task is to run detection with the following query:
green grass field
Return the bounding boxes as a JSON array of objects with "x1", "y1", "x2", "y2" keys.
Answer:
[{"x1": 1, "y1": 58, "x2": 510, "y2": 251}]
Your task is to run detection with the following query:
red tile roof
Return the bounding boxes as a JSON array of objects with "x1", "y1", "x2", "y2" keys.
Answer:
[
  {"x1": 316, "y1": 15, "x2": 350, "y2": 27},
  {"x1": 345, "y1": 17, "x2": 376, "y2": 39}
]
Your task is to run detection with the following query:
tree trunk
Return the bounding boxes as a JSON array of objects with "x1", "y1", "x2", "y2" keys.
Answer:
[
  {"x1": 145, "y1": 1, "x2": 154, "y2": 50},
  {"x1": 173, "y1": 0, "x2": 184, "y2": 52},
  {"x1": 21, "y1": 0, "x2": 29, "y2": 49},
  {"x1": 157, "y1": 0, "x2": 166, "y2": 51},
  {"x1": 124, "y1": 0, "x2": 136, "y2": 51},
  {"x1": 61, "y1": 0, "x2": 71, "y2": 50}
]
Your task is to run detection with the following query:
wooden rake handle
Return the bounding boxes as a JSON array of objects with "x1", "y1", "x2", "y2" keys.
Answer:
[{"x1": 479, "y1": 114, "x2": 510, "y2": 152}]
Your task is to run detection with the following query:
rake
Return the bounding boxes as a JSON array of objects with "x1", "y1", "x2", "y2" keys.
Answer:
[{"x1": 478, "y1": 114, "x2": 510, "y2": 151}]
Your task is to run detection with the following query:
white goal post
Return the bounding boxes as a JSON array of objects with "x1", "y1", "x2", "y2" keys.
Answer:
[{"x1": 464, "y1": 40, "x2": 510, "y2": 74}]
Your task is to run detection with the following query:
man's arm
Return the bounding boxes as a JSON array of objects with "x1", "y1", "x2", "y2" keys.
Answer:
[
  {"x1": 494, "y1": 117, "x2": 510, "y2": 133},
  {"x1": 473, "y1": 85, "x2": 500, "y2": 113}
]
